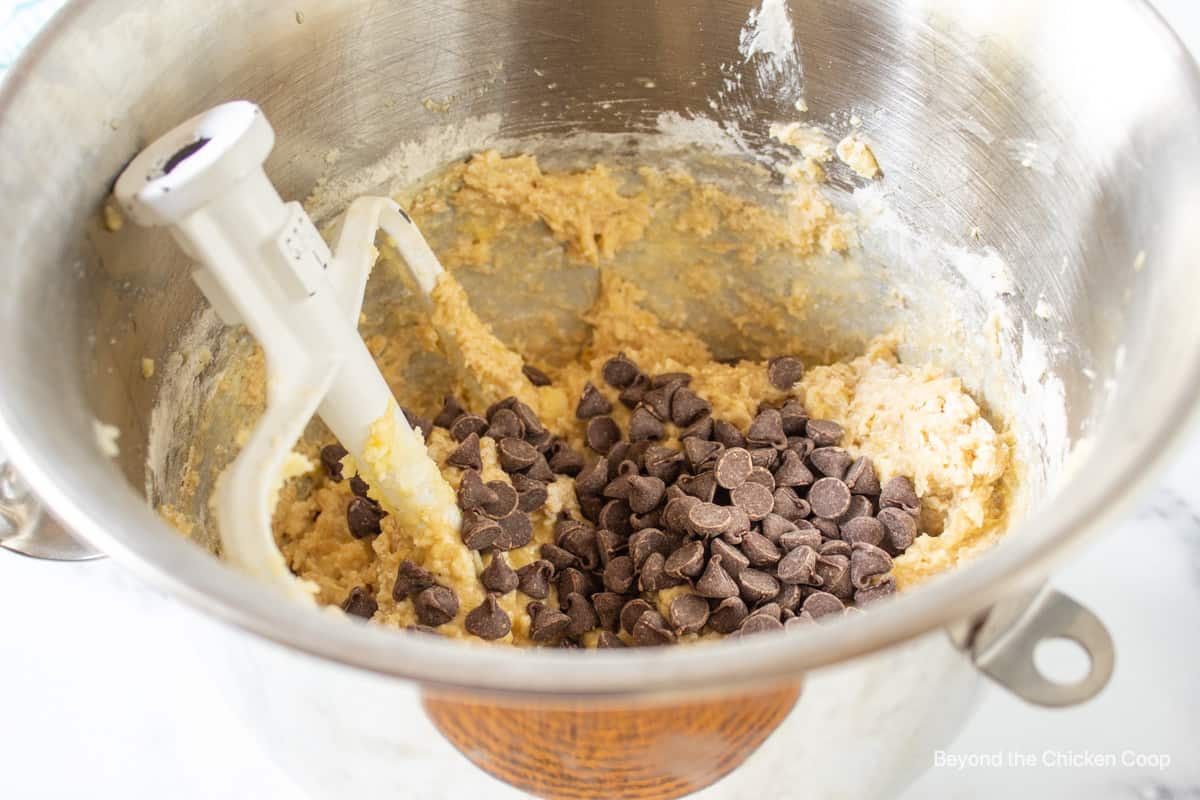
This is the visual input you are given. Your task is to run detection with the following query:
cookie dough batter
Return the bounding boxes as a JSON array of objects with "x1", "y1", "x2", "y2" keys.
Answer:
[{"x1": 264, "y1": 148, "x2": 1013, "y2": 645}]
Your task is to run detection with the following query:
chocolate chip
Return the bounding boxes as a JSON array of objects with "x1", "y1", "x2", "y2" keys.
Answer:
[
  {"x1": 511, "y1": 400, "x2": 545, "y2": 436},
  {"x1": 450, "y1": 413, "x2": 489, "y2": 442},
  {"x1": 522, "y1": 364, "x2": 552, "y2": 386},
  {"x1": 767, "y1": 356, "x2": 804, "y2": 390},
  {"x1": 594, "y1": 529, "x2": 627, "y2": 566},
  {"x1": 687, "y1": 502, "x2": 732, "y2": 538},
  {"x1": 842, "y1": 516, "x2": 885, "y2": 548},
  {"x1": 715, "y1": 447, "x2": 754, "y2": 489},
  {"x1": 740, "y1": 531, "x2": 782, "y2": 567},
  {"x1": 585, "y1": 416, "x2": 621, "y2": 454},
  {"x1": 558, "y1": 525, "x2": 600, "y2": 571},
  {"x1": 591, "y1": 592, "x2": 624, "y2": 631},
  {"x1": 810, "y1": 477, "x2": 852, "y2": 519},
  {"x1": 347, "y1": 496, "x2": 384, "y2": 539},
  {"x1": 760, "y1": 513, "x2": 797, "y2": 542},
  {"x1": 880, "y1": 476, "x2": 920, "y2": 515},
  {"x1": 820, "y1": 539, "x2": 852, "y2": 558},
  {"x1": 320, "y1": 443, "x2": 348, "y2": 481},
  {"x1": 643, "y1": 446, "x2": 684, "y2": 483},
  {"x1": 632, "y1": 610, "x2": 676, "y2": 646},
  {"x1": 574, "y1": 380, "x2": 613, "y2": 419},
  {"x1": 433, "y1": 395, "x2": 466, "y2": 429},
  {"x1": 513, "y1": 478, "x2": 549, "y2": 513},
  {"x1": 747, "y1": 409, "x2": 787, "y2": 449},
  {"x1": 414, "y1": 585, "x2": 459, "y2": 627},
  {"x1": 771, "y1": 486, "x2": 807, "y2": 521},
  {"x1": 486, "y1": 408, "x2": 524, "y2": 440},
  {"x1": 495, "y1": 512, "x2": 533, "y2": 550},
  {"x1": 442, "y1": 432, "x2": 480, "y2": 471},
  {"x1": 856, "y1": 575, "x2": 897, "y2": 604},
  {"x1": 670, "y1": 388, "x2": 711, "y2": 427},
  {"x1": 627, "y1": 475, "x2": 666, "y2": 514},
  {"x1": 710, "y1": 421, "x2": 745, "y2": 451},
  {"x1": 775, "y1": 583, "x2": 804, "y2": 612},
  {"x1": 664, "y1": 540, "x2": 706, "y2": 579},
  {"x1": 815, "y1": 554, "x2": 853, "y2": 600},
  {"x1": 779, "y1": 399, "x2": 808, "y2": 435},
  {"x1": 877, "y1": 507, "x2": 918, "y2": 554},
  {"x1": 516, "y1": 560, "x2": 554, "y2": 599},
  {"x1": 618, "y1": 373, "x2": 650, "y2": 408},
  {"x1": 563, "y1": 593, "x2": 599, "y2": 637},
  {"x1": 557, "y1": 567, "x2": 594, "y2": 600},
  {"x1": 465, "y1": 595, "x2": 512, "y2": 640},
  {"x1": 496, "y1": 437, "x2": 538, "y2": 473},
  {"x1": 639, "y1": 551, "x2": 683, "y2": 591},
  {"x1": 850, "y1": 542, "x2": 893, "y2": 589},
  {"x1": 677, "y1": 471, "x2": 718, "y2": 503},
  {"x1": 845, "y1": 457, "x2": 880, "y2": 495},
  {"x1": 772, "y1": 450, "x2": 813, "y2": 489},
  {"x1": 393, "y1": 560, "x2": 435, "y2": 600},
  {"x1": 481, "y1": 480, "x2": 519, "y2": 519},
  {"x1": 485, "y1": 396, "x2": 518, "y2": 420},
  {"x1": 481, "y1": 554, "x2": 519, "y2": 593},
  {"x1": 680, "y1": 414, "x2": 714, "y2": 441},
  {"x1": 683, "y1": 438, "x2": 723, "y2": 473},
  {"x1": 806, "y1": 419, "x2": 844, "y2": 447},
  {"x1": 669, "y1": 593, "x2": 710, "y2": 634},
  {"x1": 606, "y1": 448, "x2": 634, "y2": 481},
  {"x1": 350, "y1": 474, "x2": 371, "y2": 498},
  {"x1": 597, "y1": 630, "x2": 626, "y2": 648},
  {"x1": 601, "y1": 353, "x2": 641, "y2": 389},
  {"x1": 662, "y1": 495, "x2": 700, "y2": 534},
  {"x1": 750, "y1": 447, "x2": 779, "y2": 470},
  {"x1": 744, "y1": 466, "x2": 776, "y2": 491},
  {"x1": 461, "y1": 512, "x2": 502, "y2": 550},
  {"x1": 780, "y1": 527, "x2": 823, "y2": 551},
  {"x1": 540, "y1": 543, "x2": 580, "y2": 572},
  {"x1": 456, "y1": 470, "x2": 495, "y2": 512},
  {"x1": 810, "y1": 447, "x2": 852, "y2": 479},
  {"x1": 598, "y1": 498, "x2": 634, "y2": 536},
  {"x1": 543, "y1": 440, "x2": 582, "y2": 477},
  {"x1": 528, "y1": 602, "x2": 571, "y2": 642},
  {"x1": 341, "y1": 586, "x2": 377, "y2": 619},
  {"x1": 401, "y1": 407, "x2": 432, "y2": 442},
  {"x1": 710, "y1": 538, "x2": 750, "y2": 578},
  {"x1": 725, "y1": 506, "x2": 752, "y2": 541},
  {"x1": 603, "y1": 555, "x2": 636, "y2": 593},
  {"x1": 575, "y1": 457, "x2": 608, "y2": 496},
  {"x1": 739, "y1": 612, "x2": 784, "y2": 636},
  {"x1": 737, "y1": 568, "x2": 780, "y2": 604},
  {"x1": 696, "y1": 554, "x2": 740, "y2": 598},
  {"x1": 703, "y1": 596, "x2": 745, "y2": 633},
  {"x1": 628, "y1": 527, "x2": 674, "y2": 568},
  {"x1": 802, "y1": 591, "x2": 845, "y2": 618},
  {"x1": 731, "y1": 482, "x2": 774, "y2": 521},
  {"x1": 620, "y1": 598, "x2": 654, "y2": 633},
  {"x1": 776, "y1": 544, "x2": 819, "y2": 585},
  {"x1": 813, "y1": 517, "x2": 840, "y2": 539},
  {"x1": 624, "y1": 406, "x2": 663, "y2": 442},
  {"x1": 749, "y1": 602, "x2": 782, "y2": 622}
]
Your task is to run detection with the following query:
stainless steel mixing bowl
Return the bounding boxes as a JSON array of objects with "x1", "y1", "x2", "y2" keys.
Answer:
[{"x1": 2, "y1": 0, "x2": 1199, "y2": 797}]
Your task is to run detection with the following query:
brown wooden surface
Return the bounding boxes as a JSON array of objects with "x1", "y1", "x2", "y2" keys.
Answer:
[{"x1": 422, "y1": 683, "x2": 802, "y2": 800}]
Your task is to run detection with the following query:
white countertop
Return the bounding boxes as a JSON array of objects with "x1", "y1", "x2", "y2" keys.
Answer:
[{"x1": 2, "y1": 1, "x2": 1199, "y2": 797}]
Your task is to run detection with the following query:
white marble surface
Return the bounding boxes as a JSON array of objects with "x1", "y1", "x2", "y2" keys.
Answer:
[{"x1": 3, "y1": 1, "x2": 1200, "y2": 798}]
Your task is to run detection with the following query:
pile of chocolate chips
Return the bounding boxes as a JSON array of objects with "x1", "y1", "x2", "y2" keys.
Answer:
[{"x1": 325, "y1": 352, "x2": 922, "y2": 647}]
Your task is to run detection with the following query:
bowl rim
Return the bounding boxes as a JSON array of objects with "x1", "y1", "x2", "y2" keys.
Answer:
[{"x1": 3, "y1": 0, "x2": 1200, "y2": 697}]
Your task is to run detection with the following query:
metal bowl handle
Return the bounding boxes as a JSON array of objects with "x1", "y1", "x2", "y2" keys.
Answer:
[
  {"x1": 970, "y1": 587, "x2": 1115, "y2": 707},
  {"x1": 0, "y1": 458, "x2": 104, "y2": 561}
]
